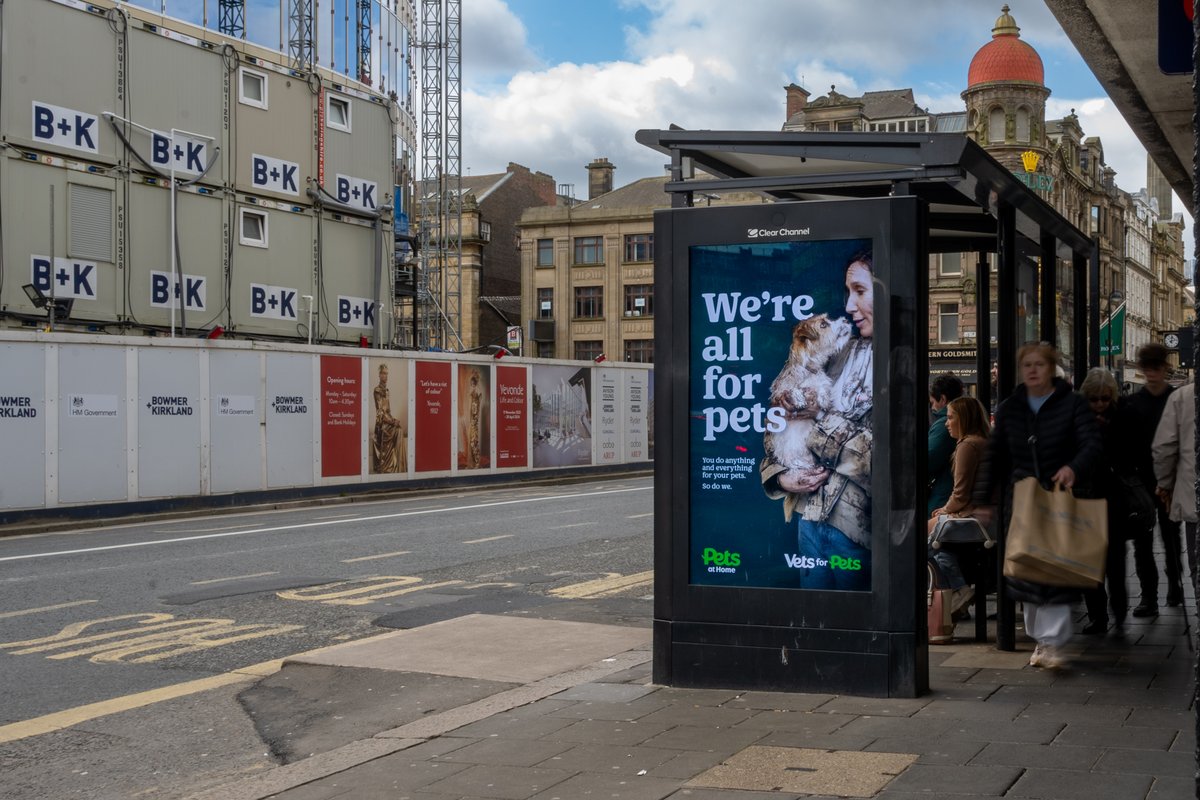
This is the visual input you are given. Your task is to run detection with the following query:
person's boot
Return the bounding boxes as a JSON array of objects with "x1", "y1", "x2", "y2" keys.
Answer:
[{"x1": 1132, "y1": 601, "x2": 1159, "y2": 617}]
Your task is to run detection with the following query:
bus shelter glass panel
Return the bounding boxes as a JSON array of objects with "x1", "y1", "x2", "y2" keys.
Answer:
[
  {"x1": 1054, "y1": 256, "x2": 1075, "y2": 373},
  {"x1": 1016, "y1": 238, "x2": 1041, "y2": 348}
]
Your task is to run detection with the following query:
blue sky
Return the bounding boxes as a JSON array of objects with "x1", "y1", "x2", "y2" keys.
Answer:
[{"x1": 128, "y1": 0, "x2": 1191, "y2": 258}]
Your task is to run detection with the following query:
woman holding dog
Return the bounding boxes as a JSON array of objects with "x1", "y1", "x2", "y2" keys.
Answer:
[
  {"x1": 761, "y1": 250, "x2": 874, "y2": 591},
  {"x1": 989, "y1": 343, "x2": 1101, "y2": 669}
]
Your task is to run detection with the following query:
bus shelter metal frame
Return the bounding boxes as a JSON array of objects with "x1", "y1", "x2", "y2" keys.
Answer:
[{"x1": 637, "y1": 129, "x2": 1095, "y2": 652}]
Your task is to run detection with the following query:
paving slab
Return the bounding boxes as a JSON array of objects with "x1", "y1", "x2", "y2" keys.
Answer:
[
  {"x1": 1093, "y1": 746, "x2": 1196, "y2": 777},
  {"x1": 434, "y1": 736, "x2": 574, "y2": 767},
  {"x1": 687, "y1": 746, "x2": 916, "y2": 797},
  {"x1": 526, "y1": 771, "x2": 681, "y2": 800},
  {"x1": 286, "y1": 614, "x2": 651, "y2": 683},
  {"x1": 1006, "y1": 766, "x2": 1153, "y2": 799},
  {"x1": 422, "y1": 763, "x2": 574, "y2": 799},
  {"x1": 1052, "y1": 722, "x2": 1180, "y2": 750},
  {"x1": 866, "y1": 735, "x2": 985, "y2": 765},
  {"x1": 880, "y1": 763, "x2": 1022, "y2": 795},
  {"x1": 966, "y1": 741, "x2": 1102, "y2": 770},
  {"x1": 535, "y1": 742, "x2": 681, "y2": 775}
]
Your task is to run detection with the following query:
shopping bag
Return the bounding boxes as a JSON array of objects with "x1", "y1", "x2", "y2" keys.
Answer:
[
  {"x1": 927, "y1": 562, "x2": 955, "y2": 644},
  {"x1": 1003, "y1": 476, "x2": 1107, "y2": 587}
]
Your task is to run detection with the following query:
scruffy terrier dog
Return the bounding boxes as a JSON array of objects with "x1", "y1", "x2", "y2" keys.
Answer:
[{"x1": 763, "y1": 313, "x2": 853, "y2": 472}]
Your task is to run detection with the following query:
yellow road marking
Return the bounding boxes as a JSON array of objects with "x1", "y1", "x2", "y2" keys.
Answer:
[
  {"x1": 462, "y1": 534, "x2": 513, "y2": 544},
  {"x1": 190, "y1": 571, "x2": 278, "y2": 585},
  {"x1": 0, "y1": 613, "x2": 302, "y2": 664},
  {"x1": 0, "y1": 663, "x2": 265, "y2": 745},
  {"x1": 549, "y1": 570, "x2": 655, "y2": 599},
  {"x1": 0, "y1": 600, "x2": 97, "y2": 620},
  {"x1": 341, "y1": 550, "x2": 412, "y2": 563}
]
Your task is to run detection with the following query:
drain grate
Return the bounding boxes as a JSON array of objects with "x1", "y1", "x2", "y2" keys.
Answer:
[{"x1": 688, "y1": 745, "x2": 917, "y2": 797}]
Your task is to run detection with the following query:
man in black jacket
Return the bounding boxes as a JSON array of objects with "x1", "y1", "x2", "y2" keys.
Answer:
[{"x1": 1119, "y1": 343, "x2": 1183, "y2": 616}]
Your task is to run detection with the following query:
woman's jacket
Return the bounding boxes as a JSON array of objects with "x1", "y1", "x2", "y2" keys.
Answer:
[{"x1": 988, "y1": 378, "x2": 1103, "y2": 605}]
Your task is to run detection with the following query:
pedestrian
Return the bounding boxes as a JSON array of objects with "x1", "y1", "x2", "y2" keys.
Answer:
[
  {"x1": 1079, "y1": 367, "x2": 1132, "y2": 634},
  {"x1": 928, "y1": 373, "x2": 965, "y2": 518},
  {"x1": 989, "y1": 342, "x2": 1102, "y2": 669},
  {"x1": 1152, "y1": 379, "x2": 1197, "y2": 589},
  {"x1": 1118, "y1": 343, "x2": 1184, "y2": 616},
  {"x1": 927, "y1": 395, "x2": 991, "y2": 614}
]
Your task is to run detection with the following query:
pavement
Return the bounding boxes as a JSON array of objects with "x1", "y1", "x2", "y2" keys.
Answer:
[{"x1": 177, "y1": 580, "x2": 1198, "y2": 800}]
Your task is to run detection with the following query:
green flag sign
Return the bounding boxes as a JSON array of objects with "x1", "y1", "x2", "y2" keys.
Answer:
[{"x1": 1099, "y1": 303, "x2": 1125, "y2": 357}]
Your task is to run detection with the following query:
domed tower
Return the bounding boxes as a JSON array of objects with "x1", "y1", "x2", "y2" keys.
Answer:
[{"x1": 962, "y1": 5, "x2": 1050, "y2": 173}]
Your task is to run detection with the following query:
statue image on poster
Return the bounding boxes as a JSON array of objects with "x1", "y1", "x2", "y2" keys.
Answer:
[
  {"x1": 369, "y1": 359, "x2": 408, "y2": 474},
  {"x1": 531, "y1": 364, "x2": 592, "y2": 467},
  {"x1": 457, "y1": 364, "x2": 491, "y2": 469},
  {"x1": 689, "y1": 238, "x2": 873, "y2": 591}
]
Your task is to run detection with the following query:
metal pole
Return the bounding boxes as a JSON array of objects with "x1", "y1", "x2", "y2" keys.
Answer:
[
  {"x1": 170, "y1": 143, "x2": 178, "y2": 339},
  {"x1": 48, "y1": 186, "x2": 56, "y2": 332}
]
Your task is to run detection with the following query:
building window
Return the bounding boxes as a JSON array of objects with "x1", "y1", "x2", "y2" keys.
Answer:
[
  {"x1": 624, "y1": 233, "x2": 653, "y2": 262},
  {"x1": 239, "y1": 207, "x2": 268, "y2": 248},
  {"x1": 574, "y1": 340, "x2": 604, "y2": 361},
  {"x1": 624, "y1": 339, "x2": 653, "y2": 363},
  {"x1": 988, "y1": 107, "x2": 1005, "y2": 143},
  {"x1": 574, "y1": 286, "x2": 603, "y2": 318},
  {"x1": 574, "y1": 236, "x2": 604, "y2": 265},
  {"x1": 938, "y1": 302, "x2": 959, "y2": 343},
  {"x1": 537, "y1": 341, "x2": 555, "y2": 358},
  {"x1": 326, "y1": 94, "x2": 351, "y2": 132},
  {"x1": 239, "y1": 67, "x2": 268, "y2": 109},
  {"x1": 939, "y1": 252, "x2": 962, "y2": 276},
  {"x1": 1015, "y1": 106, "x2": 1030, "y2": 141},
  {"x1": 836, "y1": 121, "x2": 854, "y2": 132},
  {"x1": 537, "y1": 288, "x2": 553, "y2": 319},
  {"x1": 480, "y1": 221, "x2": 492, "y2": 242},
  {"x1": 536, "y1": 238, "x2": 554, "y2": 267},
  {"x1": 812, "y1": 122, "x2": 830, "y2": 131},
  {"x1": 624, "y1": 284, "x2": 653, "y2": 316}
]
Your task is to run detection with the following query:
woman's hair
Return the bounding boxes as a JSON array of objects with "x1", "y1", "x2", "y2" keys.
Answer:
[
  {"x1": 1080, "y1": 366, "x2": 1118, "y2": 401},
  {"x1": 846, "y1": 250, "x2": 873, "y2": 272},
  {"x1": 1015, "y1": 341, "x2": 1059, "y2": 370},
  {"x1": 947, "y1": 396, "x2": 990, "y2": 439}
]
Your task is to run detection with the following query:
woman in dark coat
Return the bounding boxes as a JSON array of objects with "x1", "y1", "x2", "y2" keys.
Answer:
[{"x1": 989, "y1": 343, "x2": 1102, "y2": 670}]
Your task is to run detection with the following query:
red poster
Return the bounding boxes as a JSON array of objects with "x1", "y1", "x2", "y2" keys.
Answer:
[
  {"x1": 320, "y1": 355, "x2": 362, "y2": 477},
  {"x1": 495, "y1": 365, "x2": 528, "y2": 468},
  {"x1": 415, "y1": 361, "x2": 452, "y2": 472}
]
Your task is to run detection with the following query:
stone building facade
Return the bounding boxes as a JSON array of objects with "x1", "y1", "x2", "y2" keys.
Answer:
[{"x1": 516, "y1": 5, "x2": 1189, "y2": 374}]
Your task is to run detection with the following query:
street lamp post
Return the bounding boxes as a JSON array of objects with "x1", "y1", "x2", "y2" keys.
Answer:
[{"x1": 1106, "y1": 288, "x2": 1124, "y2": 373}]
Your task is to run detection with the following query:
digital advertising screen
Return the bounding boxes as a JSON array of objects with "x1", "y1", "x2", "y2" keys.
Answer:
[{"x1": 689, "y1": 237, "x2": 876, "y2": 591}]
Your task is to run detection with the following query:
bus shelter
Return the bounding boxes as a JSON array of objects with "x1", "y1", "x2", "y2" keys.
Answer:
[{"x1": 638, "y1": 129, "x2": 1094, "y2": 694}]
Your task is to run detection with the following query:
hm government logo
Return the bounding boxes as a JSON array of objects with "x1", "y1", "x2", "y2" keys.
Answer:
[
  {"x1": 746, "y1": 226, "x2": 811, "y2": 239},
  {"x1": 701, "y1": 547, "x2": 740, "y2": 574}
]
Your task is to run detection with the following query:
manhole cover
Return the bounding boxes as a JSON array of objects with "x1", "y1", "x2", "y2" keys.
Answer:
[{"x1": 688, "y1": 745, "x2": 916, "y2": 797}]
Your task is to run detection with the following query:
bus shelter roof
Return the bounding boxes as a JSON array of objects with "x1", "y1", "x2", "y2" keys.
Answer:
[{"x1": 635, "y1": 129, "x2": 1091, "y2": 261}]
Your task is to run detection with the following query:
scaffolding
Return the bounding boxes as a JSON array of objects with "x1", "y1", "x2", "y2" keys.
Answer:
[
  {"x1": 410, "y1": 0, "x2": 462, "y2": 351},
  {"x1": 357, "y1": 0, "x2": 372, "y2": 85},
  {"x1": 288, "y1": 0, "x2": 315, "y2": 73},
  {"x1": 218, "y1": 0, "x2": 245, "y2": 39}
]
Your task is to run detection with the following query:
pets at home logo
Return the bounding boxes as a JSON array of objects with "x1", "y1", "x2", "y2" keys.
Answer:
[{"x1": 701, "y1": 547, "x2": 741, "y2": 574}]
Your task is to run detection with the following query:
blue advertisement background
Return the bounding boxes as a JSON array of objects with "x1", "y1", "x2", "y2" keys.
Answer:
[{"x1": 688, "y1": 237, "x2": 872, "y2": 588}]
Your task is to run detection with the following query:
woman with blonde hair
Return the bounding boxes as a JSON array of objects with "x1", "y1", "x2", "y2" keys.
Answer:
[
  {"x1": 928, "y1": 396, "x2": 992, "y2": 612},
  {"x1": 989, "y1": 343, "x2": 1102, "y2": 669}
]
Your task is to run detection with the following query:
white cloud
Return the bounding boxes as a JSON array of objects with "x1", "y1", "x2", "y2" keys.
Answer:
[{"x1": 462, "y1": 0, "x2": 539, "y2": 84}]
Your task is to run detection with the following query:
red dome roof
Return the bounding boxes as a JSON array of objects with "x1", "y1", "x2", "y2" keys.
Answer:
[{"x1": 967, "y1": 6, "x2": 1044, "y2": 87}]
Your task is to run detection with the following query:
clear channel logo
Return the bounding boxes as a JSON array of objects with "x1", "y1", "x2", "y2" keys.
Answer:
[{"x1": 746, "y1": 226, "x2": 811, "y2": 239}]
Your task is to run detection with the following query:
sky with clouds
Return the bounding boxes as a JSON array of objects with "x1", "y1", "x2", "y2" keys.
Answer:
[{"x1": 129, "y1": 0, "x2": 1191, "y2": 260}]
